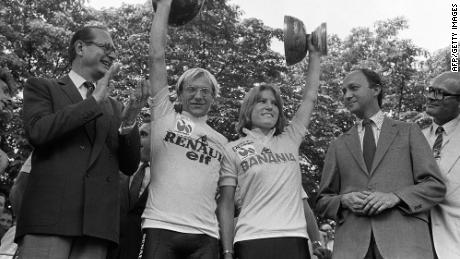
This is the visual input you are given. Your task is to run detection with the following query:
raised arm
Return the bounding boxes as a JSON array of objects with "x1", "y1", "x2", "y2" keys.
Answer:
[
  {"x1": 292, "y1": 47, "x2": 321, "y2": 129},
  {"x1": 149, "y1": 0, "x2": 172, "y2": 98}
]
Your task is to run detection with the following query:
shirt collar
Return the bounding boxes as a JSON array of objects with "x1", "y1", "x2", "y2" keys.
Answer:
[
  {"x1": 358, "y1": 110, "x2": 385, "y2": 130},
  {"x1": 181, "y1": 110, "x2": 208, "y2": 123},
  {"x1": 68, "y1": 70, "x2": 89, "y2": 89},
  {"x1": 430, "y1": 114, "x2": 460, "y2": 136},
  {"x1": 242, "y1": 127, "x2": 276, "y2": 141}
]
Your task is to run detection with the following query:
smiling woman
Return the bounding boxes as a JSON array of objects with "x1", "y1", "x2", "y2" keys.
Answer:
[
  {"x1": 217, "y1": 38, "x2": 324, "y2": 259},
  {"x1": 237, "y1": 84, "x2": 285, "y2": 136}
]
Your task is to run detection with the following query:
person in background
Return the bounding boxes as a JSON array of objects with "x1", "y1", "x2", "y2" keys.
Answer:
[
  {"x1": 0, "y1": 68, "x2": 17, "y2": 182},
  {"x1": 0, "y1": 193, "x2": 5, "y2": 215},
  {"x1": 0, "y1": 68, "x2": 16, "y2": 113},
  {"x1": 0, "y1": 193, "x2": 7, "y2": 240},
  {"x1": 0, "y1": 210, "x2": 13, "y2": 236},
  {"x1": 0, "y1": 157, "x2": 32, "y2": 258},
  {"x1": 108, "y1": 120, "x2": 151, "y2": 259},
  {"x1": 319, "y1": 223, "x2": 334, "y2": 251},
  {"x1": 422, "y1": 71, "x2": 460, "y2": 259}
]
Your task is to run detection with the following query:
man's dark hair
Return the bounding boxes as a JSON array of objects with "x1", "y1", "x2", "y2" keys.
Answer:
[
  {"x1": 354, "y1": 68, "x2": 384, "y2": 107},
  {"x1": 68, "y1": 26, "x2": 109, "y2": 63}
]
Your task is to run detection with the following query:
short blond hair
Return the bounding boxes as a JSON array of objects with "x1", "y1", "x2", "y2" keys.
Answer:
[{"x1": 176, "y1": 68, "x2": 220, "y2": 97}]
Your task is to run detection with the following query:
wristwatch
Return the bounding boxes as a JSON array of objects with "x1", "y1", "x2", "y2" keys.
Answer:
[{"x1": 223, "y1": 249, "x2": 234, "y2": 257}]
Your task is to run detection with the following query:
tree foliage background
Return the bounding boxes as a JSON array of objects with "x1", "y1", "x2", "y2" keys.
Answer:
[{"x1": 0, "y1": 0, "x2": 451, "y2": 217}]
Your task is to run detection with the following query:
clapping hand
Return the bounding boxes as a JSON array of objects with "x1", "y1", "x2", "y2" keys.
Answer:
[
  {"x1": 93, "y1": 62, "x2": 121, "y2": 102},
  {"x1": 121, "y1": 79, "x2": 150, "y2": 125}
]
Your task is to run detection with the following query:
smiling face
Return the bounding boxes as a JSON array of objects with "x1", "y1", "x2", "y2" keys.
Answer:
[
  {"x1": 0, "y1": 212, "x2": 12, "y2": 230},
  {"x1": 342, "y1": 70, "x2": 381, "y2": 119},
  {"x1": 139, "y1": 122, "x2": 151, "y2": 163},
  {"x1": 178, "y1": 75, "x2": 215, "y2": 117},
  {"x1": 75, "y1": 28, "x2": 116, "y2": 81},
  {"x1": 250, "y1": 89, "x2": 280, "y2": 134}
]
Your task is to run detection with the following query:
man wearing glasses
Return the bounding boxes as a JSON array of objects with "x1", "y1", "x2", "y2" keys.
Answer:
[
  {"x1": 140, "y1": 0, "x2": 227, "y2": 258},
  {"x1": 17, "y1": 26, "x2": 145, "y2": 258},
  {"x1": 423, "y1": 72, "x2": 460, "y2": 259}
]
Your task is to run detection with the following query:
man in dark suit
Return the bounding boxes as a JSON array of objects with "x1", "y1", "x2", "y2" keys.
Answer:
[
  {"x1": 316, "y1": 69, "x2": 446, "y2": 259},
  {"x1": 108, "y1": 121, "x2": 151, "y2": 259},
  {"x1": 17, "y1": 26, "x2": 144, "y2": 259}
]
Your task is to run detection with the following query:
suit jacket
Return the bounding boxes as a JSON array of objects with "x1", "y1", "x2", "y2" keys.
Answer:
[
  {"x1": 423, "y1": 119, "x2": 460, "y2": 259},
  {"x1": 107, "y1": 169, "x2": 149, "y2": 259},
  {"x1": 17, "y1": 76, "x2": 140, "y2": 244},
  {"x1": 316, "y1": 117, "x2": 446, "y2": 259}
]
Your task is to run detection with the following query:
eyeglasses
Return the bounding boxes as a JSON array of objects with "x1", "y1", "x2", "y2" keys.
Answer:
[
  {"x1": 425, "y1": 87, "x2": 460, "y2": 100},
  {"x1": 183, "y1": 86, "x2": 213, "y2": 97},
  {"x1": 84, "y1": 41, "x2": 117, "y2": 55}
]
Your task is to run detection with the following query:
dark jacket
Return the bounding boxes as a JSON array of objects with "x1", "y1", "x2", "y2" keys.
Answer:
[{"x1": 17, "y1": 76, "x2": 140, "y2": 244}]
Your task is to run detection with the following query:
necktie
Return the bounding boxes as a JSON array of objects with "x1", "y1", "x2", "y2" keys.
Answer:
[
  {"x1": 83, "y1": 81, "x2": 95, "y2": 99},
  {"x1": 129, "y1": 163, "x2": 148, "y2": 205},
  {"x1": 82, "y1": 82, "x2": 96, "y2": 143},
  {"x1": 363, "y1": 119, "x2": 376, "y2": 172},
  {"x1": 432, "y1": 126, "x2": 444, "y2": 159}
]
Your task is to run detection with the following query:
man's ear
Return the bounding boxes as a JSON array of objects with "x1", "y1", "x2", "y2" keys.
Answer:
[
  {"x1": 75, "y1": 40, "x2": 85, "y2": 57},
  {"x1": 373, "y1": 86, "x2": 381, "y2": 97}
]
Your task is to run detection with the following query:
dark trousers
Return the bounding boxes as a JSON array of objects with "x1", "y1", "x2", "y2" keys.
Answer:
[
  {"x1": 141, "y1": 228, "x2": 219, "y2": 259},
  {"x1": 364, "y1": 233, "x2": 383, "y2": 259},
  {"x1": 235, "y1": 237, "x2": 309, "y2": 259}
]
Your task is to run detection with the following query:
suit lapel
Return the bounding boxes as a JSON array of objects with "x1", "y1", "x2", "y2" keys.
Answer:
[
  {"x1": 58, "y1": 76, "x2": 83, "y2": 104},
  {"x1": 58, "y1": 76, "x2": 96, "y2": 143},
  {"x1": 371, "y1": 117, "x2": 398, "y2": 174},
  {"x1": 344, "y1": 126, "x2": 369, "y2": 175},
  {"x1": 88, "y1": 98, "x2": 114, "y2": 169},
  {"x1": 442, "y1": 122, "x2": 460, "y2": 175}
]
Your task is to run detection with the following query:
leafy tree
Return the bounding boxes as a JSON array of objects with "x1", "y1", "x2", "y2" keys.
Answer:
[{"x1": 0, "y1": 0, "x2": 450, "y2": 218}]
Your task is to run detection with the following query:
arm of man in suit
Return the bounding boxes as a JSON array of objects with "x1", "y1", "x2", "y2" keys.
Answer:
[
  {"x1": 10, "y1": 171, "x2": 28, "y2": 217},
  {"x1": 118, "y1": 124, "x2": 141, "y2": 175},
  {"x1": 112, "y1": 97, "x2": 141, "y2": 175},
  {"x1": 23, "y1": 78, "x2": 103, "y2": 147},
  {"x1": 363, "y1": 123, "x2": 446, "y2": 216},
  {"x1": 25, "y1": 64, "x2": 120, "y2": 147},
  {"x1": 120, "y1": 80, "x2": 150, "y2": 132},
  {"x1": 317, "y1": 141, "x2": 370, "y2": 221},
  {"x1": 317, "y1": 141, "x2": 346, "y2": 222}
]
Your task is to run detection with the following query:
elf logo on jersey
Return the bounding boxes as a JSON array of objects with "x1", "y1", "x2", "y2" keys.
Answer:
[
  {"x1": 175, "y1": 118, "x2": 193, "y2": 135},
  {"x1": 233, "y1": 142, "x2": 256, "y2": 160}
]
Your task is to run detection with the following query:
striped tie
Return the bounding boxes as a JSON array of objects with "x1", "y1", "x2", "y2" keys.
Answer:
[
  {"x1": 432, "y1": 126, "x2": 444, "y2": 159},
  {"x1": 83, "y1": 81, "x2": 95, "y2": 99}
]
